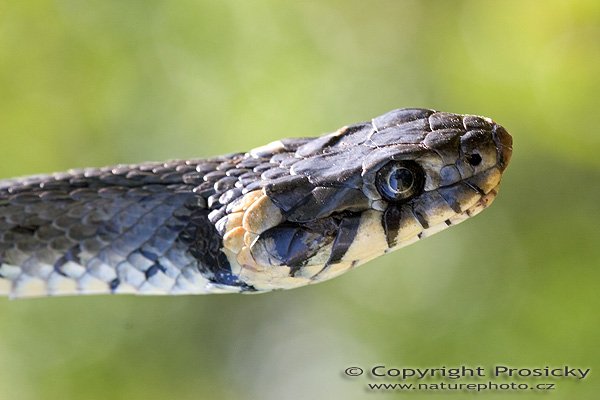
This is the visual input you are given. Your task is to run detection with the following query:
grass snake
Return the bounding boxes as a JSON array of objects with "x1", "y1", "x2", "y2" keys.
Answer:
[{"x1": 0, "y1": 108, "x2": 512, "y2": 298}]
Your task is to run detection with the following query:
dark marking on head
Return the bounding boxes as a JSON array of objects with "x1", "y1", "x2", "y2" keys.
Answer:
[
  {"x1": 326, "y1": 215, "x2": 361, "y2": 264},
  {"x1": 412, "y1": 210, "x2": 430, "y2": 229},
  {"x1": 308, "y1": 214, "x2": 361, "y2": 280},
  {"x1": 382, "y1": 205, "x2": 402, "y2": 248},
  {"x1": 444, "y1": 219, "x2": 452, "y2": 226},
  {"x1": 438, "y1": 188, "x2": 463, "y2": 213}
]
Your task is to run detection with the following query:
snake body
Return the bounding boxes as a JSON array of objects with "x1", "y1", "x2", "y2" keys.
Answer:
[{"x1": 0, "y1": 108, "x2": 512, "y2": 298}]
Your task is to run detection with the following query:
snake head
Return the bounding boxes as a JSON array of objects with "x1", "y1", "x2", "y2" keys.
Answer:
[{"x1": 211, "y1": 108, "x2": 512, "y2": 291}]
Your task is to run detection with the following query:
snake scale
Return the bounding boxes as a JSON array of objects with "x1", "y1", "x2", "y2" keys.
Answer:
[{"x1": 0, "y1": 108, "x2": 512, "y2": 298}]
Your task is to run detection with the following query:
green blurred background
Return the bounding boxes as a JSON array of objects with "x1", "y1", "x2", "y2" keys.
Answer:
[{"x1": 0, "y1": 0, "x2": 598, "y2": 399}]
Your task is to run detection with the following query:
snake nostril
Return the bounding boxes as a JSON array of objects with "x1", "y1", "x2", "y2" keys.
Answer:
[{"x1": 466, "y1": 153, "x2": 482, "y2": 166}]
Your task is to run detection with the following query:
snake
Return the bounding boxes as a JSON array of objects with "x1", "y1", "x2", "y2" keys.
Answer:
[{"x1": 0, "y1": 108, "x2": 512, "y2": 298}]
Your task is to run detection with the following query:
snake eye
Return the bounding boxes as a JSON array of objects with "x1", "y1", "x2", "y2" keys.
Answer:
[{"x1": 376, "y1": 161, "x2": 425, "y2": 202}]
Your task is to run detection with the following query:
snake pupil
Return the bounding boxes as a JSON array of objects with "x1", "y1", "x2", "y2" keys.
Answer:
[{"x1": 388, "y1": 168, "x2": 414, "y2": 194}]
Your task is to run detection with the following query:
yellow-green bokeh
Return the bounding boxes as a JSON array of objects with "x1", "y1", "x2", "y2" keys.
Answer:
[{"x1": 0, "y1": 1, "x2": 598, "y2": 399}]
